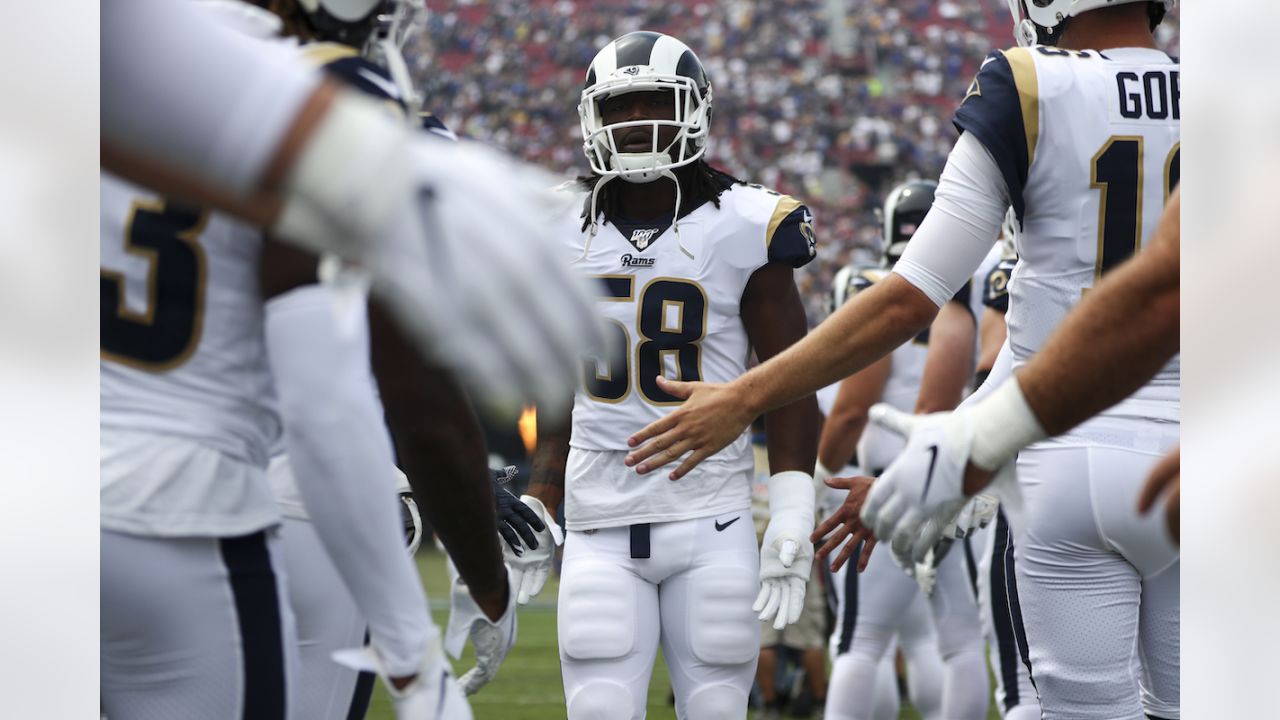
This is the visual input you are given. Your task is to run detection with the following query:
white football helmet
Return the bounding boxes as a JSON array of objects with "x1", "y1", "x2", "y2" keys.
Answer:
[
  {"x1": 1006, "y1": 0, "x2": 1177, "y2": 47},
  {"x1": 363, "y1": 0, "x2": 428, "y2": 115},
  {"x1": 579, "y1": 31, "x2": 712, "y2": 184}
]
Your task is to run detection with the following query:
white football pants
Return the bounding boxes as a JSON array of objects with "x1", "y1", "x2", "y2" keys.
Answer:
[
  {"x1": 1014, "y1": 414, "x2": 1180, "y2": 720},
  {"x1": 101, "y1": 528, "x2": 299, "y2": 720},
  {"x1": 826, "y1": 552, "x2": 945, "y2": 720},
  {"x1": 825, "y1": 537, "x2": 987, "y2": 720},
  {"x1": 278, "y1": 516, "x2": 374, "y2": 720},
  {"x1": 975, "y1": 513, "x2": 1041, "y2": 720},
  {"x1": 558, "y1": 513, "x2": 760, "y2": 720}
]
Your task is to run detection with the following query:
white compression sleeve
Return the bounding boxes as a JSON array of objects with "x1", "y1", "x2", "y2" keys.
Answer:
[
  {"x1": 892, "y1": 131, "x2": 1012, "y2": 307},
  {"x1": 102, "y1": 0, "x2": 321, "y2": 194},
  {"x1": 264, "y1": 284, "x2": 432, "y2": 677}
]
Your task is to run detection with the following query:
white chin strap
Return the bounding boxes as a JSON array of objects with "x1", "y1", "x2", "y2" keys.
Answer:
[
  {"x1": 582, "y1": 168, "x2": 693, "y2": 262},
  {"x1": 614, "y1": 151, "x2": 675, "y2": 183}
]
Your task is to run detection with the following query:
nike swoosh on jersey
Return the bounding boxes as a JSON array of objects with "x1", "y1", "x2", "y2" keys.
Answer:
[
  {"x1": 922, "y1": 444, "x2": 940, "y2": 501},
  {"x1": 714, "y1": 516, "x2": 740, "y2": 532}
]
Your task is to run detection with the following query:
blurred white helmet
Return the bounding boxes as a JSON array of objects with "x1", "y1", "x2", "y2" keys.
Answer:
[
  {"x1": 579, "y1": 31, "x2": 713, "y2": 184},
  {"x1": 1006, "y1": 0, "x2": 1177, "y2": 47}
]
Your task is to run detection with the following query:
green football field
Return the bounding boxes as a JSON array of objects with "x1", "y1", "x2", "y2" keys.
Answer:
[{"x1": 364, "y1": 550, "x2": 1000, "y2": 719}]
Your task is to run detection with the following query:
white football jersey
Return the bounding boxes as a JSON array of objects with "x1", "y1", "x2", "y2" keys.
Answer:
[
  {"x1": 969, "y1": 243, "x2": 1005, "y2": 368},
  {"x1": 559, "y1": 182, "x2": 816, "y2": 529},
  {"x1": 956, "y1": 46, "x2": 1179, "y2": 415},
  {"x1": 847, "y1": 268, "x2": 930, "y2": 474},
  {"x1": 101, "y1": 172, "x2": 281, "y2": 535}
]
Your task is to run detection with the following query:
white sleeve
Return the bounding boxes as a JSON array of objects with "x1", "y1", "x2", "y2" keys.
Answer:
[
  {"x1": 892, "y1": 131, "x2": 1012, "y2": 307},
  {"x1": 102, "y1": 0, "x2": 321, "y2": 194},
  {"x1": 264, "y1": 285, "x2": 433, "y2": 676}
]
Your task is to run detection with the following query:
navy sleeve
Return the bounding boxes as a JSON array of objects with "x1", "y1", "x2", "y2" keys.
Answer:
[
  {"x1": 983, "y1": 258, "x2": 1016, "y2": 314},
  {"x1": 953, "y1": 49, "x2": 1038, "y2": 225},
  {"x1": 948, "y1": 280, "x2": 975, "y2": 320},
  {"x1": 766, "y1": 200, "x2": 817, "y2": 268}
]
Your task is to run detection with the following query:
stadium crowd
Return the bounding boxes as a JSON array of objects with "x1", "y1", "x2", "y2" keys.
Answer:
[{"x1": 408, "y1": 0, "x2": 1179, "y2": 321}]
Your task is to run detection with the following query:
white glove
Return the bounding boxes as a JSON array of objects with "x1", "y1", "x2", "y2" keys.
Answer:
[
  {"x1": 333, "y1": 639, "x2": 472, "y2": 720},
  {"x1": 860, "y1": 405, "x2": 970, "y2": 563},
  {"x1": 754, "y1": 471, "x2": 816, "y2": 630},
  {"x1": 502, "y1": 495, "x2": 563, "y2": 605},
  {"x1": 444, "y1": 571, "x2": 517, "y2": 696},
  {"x1": 274, "y1": 94, "x2": 606, "y2": 421},
  {"x1": 913, "y1": 550, "x2": 939, "y2": 597},
  {"x1": 862, "y1": 380, "x2": 1043, "y2": 564},
  {"x1": 943, "y1": 493, "x2": 999, "y2": 540}
]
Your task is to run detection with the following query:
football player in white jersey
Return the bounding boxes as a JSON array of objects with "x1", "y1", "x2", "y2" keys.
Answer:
[
  {"x1": 625, "y1": 3, "x2": 1180, "y2": 718},
  {"x1": 508, "y1": 32, "x2": 821, "y2": 720},
  {"x1": 819, "y1": 267, "x2": 946, "y2": 720},
  {"x1": 818, "y1": 183, "x2": 988, "y2": 720},
  {"x1": 246, "y1": 2, "x2": 516, "y2": 716},
  {"x1": 100, "y1": 2, "x2": 513, "y2": 718}
]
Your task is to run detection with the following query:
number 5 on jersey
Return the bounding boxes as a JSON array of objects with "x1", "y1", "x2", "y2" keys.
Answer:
[{"x1": 585, "y1": 275, "x2": 707, "y2": 405}]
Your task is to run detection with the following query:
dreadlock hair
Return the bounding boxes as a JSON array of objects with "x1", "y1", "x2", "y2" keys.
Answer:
[{"x1": 577, "y1": 159, "x2": 743, "y2": 233}]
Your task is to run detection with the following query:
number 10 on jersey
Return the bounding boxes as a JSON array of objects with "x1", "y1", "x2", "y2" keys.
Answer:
[{"x1": 585, "y1": 275, "x2": 707, "y2": 405}]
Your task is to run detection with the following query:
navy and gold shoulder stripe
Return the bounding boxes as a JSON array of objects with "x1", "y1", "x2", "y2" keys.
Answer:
[
  {"x1": 953, "y1": 48, "x2": 1039, "y2": 225},
  {"x1": 765, "y1": 196, "x2": 817, "y2": 268}
]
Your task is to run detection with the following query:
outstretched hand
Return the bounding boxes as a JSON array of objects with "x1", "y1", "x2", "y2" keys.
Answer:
[
  {"x1": 811, "y1": 475, "x2": 878, "y2": 573},
  {"x1": 625, "y1": 376, "x2": 755, "y2": 479}
]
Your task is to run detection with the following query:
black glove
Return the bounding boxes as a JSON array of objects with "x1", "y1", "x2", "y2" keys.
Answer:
[{"x1": 492, "y1": 466, "x2": 547, "y2": 555}]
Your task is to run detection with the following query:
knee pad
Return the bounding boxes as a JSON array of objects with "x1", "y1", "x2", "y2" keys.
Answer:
[
  {"x1": 687, "y1": 564, "x2": 759, "y2": 665},
  {"x1": 559, "y1": 560, "x2": 635, "y2": 660},
  {"x1": 684, "y1": 683, "x2": 748, "y2": 720},
  {"x1": 567, "y1": 680, "x2": 633, "y2": 720}
]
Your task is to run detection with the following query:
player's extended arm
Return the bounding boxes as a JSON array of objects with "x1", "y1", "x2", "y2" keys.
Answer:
[
  {"x1": 914, "y1": 301, "x2": 977, "y2": 414},
  {"x1": 817, "y1": 358, "x2": 891, "y2": 474},
  {"x1": 625, "y1": 133, "x2": 1009, "y2": 479},
  {"x1": 626, "y1": 274, "x2": 937, "y2": 478},
  {"x1": 862, "y1": 189, "x2": 1182, "y2": 557},
  {"x1": 102, "y1": 0, "x2": 334, "y2": 223},
  {"x1": 366, "y1": 302, "x2": 509, "y2": 617},
  {"x1": 260, "y1": 241, "x2": 433, "y2": 681}
]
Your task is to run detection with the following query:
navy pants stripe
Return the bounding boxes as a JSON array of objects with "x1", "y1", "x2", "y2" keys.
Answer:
[{"x1": 220, "y1": 532, "x2": 288, "y2": 720}]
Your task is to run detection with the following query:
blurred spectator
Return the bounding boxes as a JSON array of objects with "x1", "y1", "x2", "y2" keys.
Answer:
[{"x1": 408, "y1": 0, "x2": 1179, "y2": 323}]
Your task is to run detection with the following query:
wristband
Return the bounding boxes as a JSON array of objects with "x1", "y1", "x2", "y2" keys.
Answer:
[{"x1": 968, "y1": 376, "x2": 1047, "y2": 471}]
